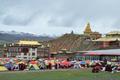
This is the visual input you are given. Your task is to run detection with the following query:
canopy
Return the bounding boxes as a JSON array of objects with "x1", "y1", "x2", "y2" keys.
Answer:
[{"x1": 84, "y1": 49, "x2": 120, "y2": 56}]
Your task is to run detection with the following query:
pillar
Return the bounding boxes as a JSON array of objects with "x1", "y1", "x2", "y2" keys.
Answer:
[{"x1": 103, "y1": 41, "x2": 109, "y2": 48}]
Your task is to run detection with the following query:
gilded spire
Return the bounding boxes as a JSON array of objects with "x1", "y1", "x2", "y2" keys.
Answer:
[{"x1": 84, "y1": 22, "x2": 92, "y2": 35}]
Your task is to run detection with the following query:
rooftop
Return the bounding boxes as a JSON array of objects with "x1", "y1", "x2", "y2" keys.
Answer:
[
  {"x1": 93, "y1": 31, "x2": 120, "y2": 41},
  {"x1": 93, "y1": 37, "x2": 120, "y2": 41},
  {"x1": 107, "y1": 31, "x2": 120, "y2": 35},
  {"x1": 16, "y1": 40, "x2": 41, "y2": 46},
  {"x1": 85, "y1": 49, "x2": 120, "y2": 55}
]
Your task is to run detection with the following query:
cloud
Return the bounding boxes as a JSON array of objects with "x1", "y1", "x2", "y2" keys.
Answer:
[{"x1": 0, "y1": 0, "x2": 120, "y2": 35}]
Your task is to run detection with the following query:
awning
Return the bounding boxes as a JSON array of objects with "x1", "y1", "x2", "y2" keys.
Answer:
[{"x1": 84, "y1": 49, "x2": 120, "y2": 56}]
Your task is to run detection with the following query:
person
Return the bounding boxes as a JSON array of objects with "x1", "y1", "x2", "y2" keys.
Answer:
[
  {"x1": 92, "y1": 62, "x2": 101, "y2": 73},
  {"x1": 38, "y1": 59, "x2": 45, "y2": 70},
  {"x1": 86, "y1": 60, "x2": 90, "y2": 68},
  {"x1": 13, "y1": 63, "x2": 19, "y2": 71},
  {"x1": 112, "y1": 63, "x2": 120, "y2": 73},
  {"x1": 105, "y1": 61, "x2": 112, "y2": 72},
  {"x1": 55, "y1": 59, "x2": 59, "y2": 69},
  {"x1": 44, "y1": 59, "x2": 49, "y2": 69},
  {"x1": 100, "y1": 61, "x2": 106, "y2": 71},
  {"x1": 48, "y1": 60, "x2": 52, "y2": 70},
  {"x1": 18, "y1": 61, "x2": 26, "y2": 71},
  {"x1": 73, "y1": 60, "x2": 81, "y2": 69},
  {"x1": 51, "y1": 59, "x2": 55, "y2": 70}
]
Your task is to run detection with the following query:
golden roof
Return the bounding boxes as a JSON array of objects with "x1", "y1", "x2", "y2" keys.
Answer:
[
  {"x1": 16, "y1": 40, "x2": 41, "y2": 46},
  {"x1": 93, "y1": 37, "x2": 120, "y2": 41},
  {"x1": 107, "y1": 31, "x2": 120, "y2": 35}
]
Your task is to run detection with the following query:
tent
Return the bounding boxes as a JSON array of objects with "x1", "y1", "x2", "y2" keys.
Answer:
[
  {"x1": 30, "y1": 61, "x2": 37, "y2": 64},
  {"x1": 29, "y1": 64, "x2": 40, "y2": 70},
  {"x1": 0, "y1": 66, "x2": 8, "y2": 71},
  {"x1": 4, "y1": 62, "x2": 13, "y2": 70}
]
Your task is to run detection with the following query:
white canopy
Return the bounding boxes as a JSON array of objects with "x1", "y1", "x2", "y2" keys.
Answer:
[{"x1": 84, "y1": 49, "x2": 120, "y2": 56}]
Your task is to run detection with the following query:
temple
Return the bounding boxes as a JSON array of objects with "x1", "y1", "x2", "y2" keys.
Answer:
[
  {"x1": 0, "y1": 22, "x2": 119, "y2": 60},
  {"x1": 5, "y1": 40, "x2": 50, "y2": 60},
  {"x1": 93, "y1": 31, "x2": 120, "y2": 48}
]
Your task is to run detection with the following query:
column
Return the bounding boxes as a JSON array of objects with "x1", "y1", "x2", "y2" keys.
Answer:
[{"x1": 103, "y1": 41, "x2": 109, "y2": 48}]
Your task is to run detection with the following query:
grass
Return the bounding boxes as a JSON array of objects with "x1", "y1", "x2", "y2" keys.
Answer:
[{"x1": 0, "y1": 69, "x2": 120, "y2": 80}]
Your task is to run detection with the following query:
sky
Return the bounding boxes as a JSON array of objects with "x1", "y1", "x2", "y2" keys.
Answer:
[{"x1": 0, "y1": 0, "x2": 120, "y2": 36}]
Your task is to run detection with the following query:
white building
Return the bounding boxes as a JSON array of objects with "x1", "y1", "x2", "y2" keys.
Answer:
[{"x1": 6, "y1": 40, "x2": 41, "y2": 60}]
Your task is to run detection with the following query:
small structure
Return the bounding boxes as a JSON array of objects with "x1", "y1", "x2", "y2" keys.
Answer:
[
  {"x1": 51, "y1": 49, "x2": 74, "y2": 59},
  {"x1": 71, "y1": 49, "x2": 120, "y2": 61},
  {"x1": 84, "y1": 49, "x2": 120, "y2": 61}
]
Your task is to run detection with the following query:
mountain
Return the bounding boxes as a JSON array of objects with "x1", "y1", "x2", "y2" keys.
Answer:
[{"x1": 0, "y1": 31, "x2": 54, "y2": 42}]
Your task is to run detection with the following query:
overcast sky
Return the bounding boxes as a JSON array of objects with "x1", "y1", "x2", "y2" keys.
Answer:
[{"x1": 0, "y1": 0, "x2": 120, "y2": 36}]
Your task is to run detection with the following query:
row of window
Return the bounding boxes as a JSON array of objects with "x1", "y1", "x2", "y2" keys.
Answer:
[
  {"x1": 24, "y1": 52, "x2": 36, "y2": 56},
  {"x1": 18, "y1": 57, "x2": 36, "y2": 59},
  {"x1": 73, "y1": 56, "x2": 120, "y2": 61},
  {"x1": 8, "y1": 47, "x2": 36, "y2": 53}
]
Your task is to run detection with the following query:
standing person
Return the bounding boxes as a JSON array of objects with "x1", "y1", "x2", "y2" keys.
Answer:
[
  {"x1": 103, "y1": 59, "x2": 107, "y2": 66},
  {"x1": 55, "y1": 59, "x2": 59, "y2": 69},
  {"x1": 48, "y1": 60, "x2": 52, "y2": 70},
  {"x1": 101, "y1": 61, "x2": 106, "y2": 71},
  {"x1": 45, "y1": 59, "x2": 49, "y2": 69},
  {"x1": 39, "y1": 59, "x2": 45, "y2": 70},
  {"x1": 86, "y1": 60, "x2": 90, "y2": 68},
  {"x1": 105, "y1": 61, "x2": 112, "y2": 72},
  {"x1": 51, "y1": 59, "x2": 55, "y2": 70},
  {"x1": 74, "y1": 60, "x2": 81, "y2": 69}
]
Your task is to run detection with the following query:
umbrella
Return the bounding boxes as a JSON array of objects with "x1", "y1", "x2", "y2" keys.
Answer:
[{"x1": 80, "y1": 61, "x2": 86, "y2": 64}]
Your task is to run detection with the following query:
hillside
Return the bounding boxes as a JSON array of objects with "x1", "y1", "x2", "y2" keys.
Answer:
[{"x1": 45, "y1": 33, "x2": 96, "y2": 53}]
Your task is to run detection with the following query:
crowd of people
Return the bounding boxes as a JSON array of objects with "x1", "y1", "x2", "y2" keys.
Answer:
[
  {"x1": 0, "y1": 58, "x2": 120, "y2": 73},
  {"x1": 91, "y1": 59, "x2": 120, "y2": 73}
]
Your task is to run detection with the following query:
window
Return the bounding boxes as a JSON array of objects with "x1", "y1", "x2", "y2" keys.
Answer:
[
  {"x1": 24, "y1": 57, "x2": 27, "y2": 59},
  {"x1": 24, "y1": 53, "x2": 27, "y2": 55},
  {"x1": 22, "y1": 48, "x2": 29, "y2": 53},
  {"x1": 32, "y1": 53, "x2": 35, "y2": 56},
  {"x1": 32, "y1": 48, "x2": 36, "y2": 51}
]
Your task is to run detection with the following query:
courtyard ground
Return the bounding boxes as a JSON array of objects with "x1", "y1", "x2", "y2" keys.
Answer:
[{"x1": 0, "y1": 69, "x2": 119, "y2": 80}]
